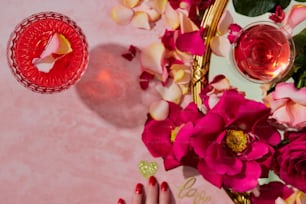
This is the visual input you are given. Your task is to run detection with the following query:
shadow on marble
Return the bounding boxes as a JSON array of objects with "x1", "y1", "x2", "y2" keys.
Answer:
[{"x1": 76, "y1": 43, "x2": 151, "y2": 129}]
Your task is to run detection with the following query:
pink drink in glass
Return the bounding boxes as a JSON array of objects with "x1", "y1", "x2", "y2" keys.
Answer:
[
  {"x1": 233, "y1": 22, "x2": 295, "y2": 83},
  {"x1": 7, "y1": 12, "x2": 88, "y2": 93}
]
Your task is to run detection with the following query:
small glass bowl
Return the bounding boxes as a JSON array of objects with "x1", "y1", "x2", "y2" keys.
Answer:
[{"x1": 232, "y1": 21, "x2": 295, "y2": 84}]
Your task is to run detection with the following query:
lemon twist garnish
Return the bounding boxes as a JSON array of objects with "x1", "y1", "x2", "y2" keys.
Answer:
[{"x1": 225, "y1": 130, "x2": 248, "y2": 153}]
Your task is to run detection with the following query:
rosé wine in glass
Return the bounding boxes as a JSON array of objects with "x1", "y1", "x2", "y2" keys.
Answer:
[
  {"x1": 7, "y1": 12, "x2": 88, "y2": 93},
  {"x1": 233, "y1": 22, "x2": 295, "y2": 83}
]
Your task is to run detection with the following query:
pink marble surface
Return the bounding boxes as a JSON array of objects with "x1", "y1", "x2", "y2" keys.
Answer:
[{"x1": 0, "y1": 1, "x2": 234, "y2": 203}]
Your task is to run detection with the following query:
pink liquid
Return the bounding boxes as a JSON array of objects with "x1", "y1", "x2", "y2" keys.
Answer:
[
  {"x1": 234, "y1": 24, "x2": 293, "y2": 82},
  {"x1": 7, "y1": 12, "x2": 88, "y2": 93}
]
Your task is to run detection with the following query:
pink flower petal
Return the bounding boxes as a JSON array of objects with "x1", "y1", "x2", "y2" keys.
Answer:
[
  {"x1": 131, "y1": 11, "x2": 151, "y2": 29},
  {"x1": 140, "y1": 42, "x2": 165, "y2": 75},
  {"x1": 149, "y1": 100, "x2": 169, "y2": 121},
  {"x1": 227, "y1": 23, "x2": 242, "y2": 44},
  {"x1": 210, "y1": 35, "x2": 231, "y2": 57},
  {"x1": 179, "y1": 11, "x2": 199, "y2": 33},
  {"x1": 139, "y1": 71, "x2": 154, "y2": 90},
  {"x1": 272, "y1": 82, "x2": 306, "y2": 105},
  {"x1": 269, "y1": 5, "x2": 285, "y2": 23},
  {"x1": 111, "y1": 4, "x2": 134, "y2": 25},
  {"x1": 282, "y1": 4, "x2": 306, "y2": 36},
  {"x1": 155, "y1": 80, "x2": 182, "y2": 104},
  {"x1": 198, "y1": 159, "x2": 223, "y2": 188},
  {"x1": 121, "y1": 0, "x2": 140, "y2": 8},
  {"x1": 162, "y1": 3, "x2": 180, "y2": 29},
  {"x1": 172, "y1": 122, "x2": 194, "y2": 161},
  {"x1": 176, "y1": 29, "x2": 205, "y2": 55},
  {"x1": 218, "y1": 10, "x2": 233, "y2": 35},
  {"x1": 243, "y1": 141, "x2": 269, "y2": 160},
  {"x1": 224, "y1": 161, "x2": 261, "y2": 192}
]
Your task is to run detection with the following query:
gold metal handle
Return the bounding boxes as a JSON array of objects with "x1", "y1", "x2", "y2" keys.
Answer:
[{"x1": 192, "y1": 0, "x2": 229, "y2": 110}]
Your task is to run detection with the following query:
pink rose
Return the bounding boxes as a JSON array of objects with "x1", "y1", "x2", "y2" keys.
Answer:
[
  {"x1": 263, "y1": 82, "x2": 306, "y2": 130},
  {"x1": 273, "y1": 131, "x2": 306, "y2": 193}
]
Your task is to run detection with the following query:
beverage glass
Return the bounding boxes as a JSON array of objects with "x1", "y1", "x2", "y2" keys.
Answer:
[
  {"x1": 7, "y1": 12, "x2": 89, "y2": 93},
  {"x1": 232, "y1": 21, "x2": 295, "y2": 83}
]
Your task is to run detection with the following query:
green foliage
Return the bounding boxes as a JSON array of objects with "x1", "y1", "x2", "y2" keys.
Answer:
[
  {"x1": 233, "y1": 0, "x2": 291, "y2": 17},
  {"x1": 292, "y1": 29, "x2": 306, "y2": 88}
]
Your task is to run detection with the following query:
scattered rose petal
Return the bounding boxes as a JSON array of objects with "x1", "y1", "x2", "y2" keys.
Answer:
[
  {"x1": 131, "y1": 11, "x2": 151, "y2": 29},
  {"x1": 179, "y1": 11, "x2": 199, "y2": 33},
  {"x1": 217, "y1": 10, "x2": 233, "y2": 35},
  {"x1": 228, "y1": 23, "x2": 242, "y2": 44},
  {"x1": 210, "y1": 35, "x2": 231, "y2": 57},
  {"x1": 140, "y1": 42, "x2": 165, "y2": 76},
  {"x1": 122, "y1": 45, "x2": 138, "y2": 61},
  {"x1": 155, "y1": 80, "x2": 182, "y2": 104},
  {"x1": 176, "y1": 29, "x2": 205, "y2": 55},
  {"x1": 162, "y1": 3, "x2": 180, "y2": 30},
  {"x1": 147, "y1": 0, "x2": 168, "y2": 13},
  {"x1": 139, "y1": 71, "x2": 155, "y2": 90},
  {"x1": 121, "y1": 0, "x2": 140, "y2": 8},
  {"x1": 111, "y1": 4, "x2": 134, "y2": 25},
  {"x1": 269, "y1": 5, "x2": 285, "y2": 23},
  {"x1": 149, "y1": 100, "x2": 169, "y2": 120}
]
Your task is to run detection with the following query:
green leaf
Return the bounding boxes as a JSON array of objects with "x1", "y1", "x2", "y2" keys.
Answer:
[
  {"x1": 295, "y1": 0, "x2": 306, "y2": 2},
  {"x1": 292, "y1": 28, "x2": 306, "y2": 88},
  {"x1": 232, "y1": 0, "x2": 291, "y2": 17}
]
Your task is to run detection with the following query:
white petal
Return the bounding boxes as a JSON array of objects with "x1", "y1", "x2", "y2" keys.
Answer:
[
  {"x1": 140, "y1": 42, "x2": 165, "y2": 75},
  {"x1": 111, "y1": 4, "x2": 134, "y2": 25},
  {"x1": 131, "y1": 11, "x2": 151, "y2": 29},
  {"x1": 121, "y1": 0, "x2": 140, "y2": 8},
  {"x1": 162, "y1": 3, "x2": 180, "y2": 29},
  {"x1": 155, "y1": 80, "x2": 182, "y2": 104},
  {"x1": 179, "y1": 11, "x2": 199, "y2": 33},
  {"x1": 210, "y1": 35, "x2": 231, "y2": 57},
  {"x1": 217, "y1": 10, "x2": 233, "y2": 35},
  {"x1": 149, "y1": 100, "x2": 169, "y2": 121}
]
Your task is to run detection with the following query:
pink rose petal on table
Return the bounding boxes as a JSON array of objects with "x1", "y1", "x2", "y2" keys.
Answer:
[
  {"x1": 162, "y1": 3, "x2": 180, "y2": 29},
  {"x1": 155, "y1": 79, "x2": 182, "y2": 104},
  {"x1": 111, "y1": 4, "x2": 134, "y2": 25},
  {"x1": 131, "y1": 11, "x2": 151, "y2": 29},
  {"x1": 149, "y1": 100, "x2": 169, "y2": 121},
  {"x1": 176, "y1": 29, "x2": 205, "y2": 55},
  {"x1": 217, "y1": 10, "x2": 233, "y2": 35},
  {"x1": 269, "y1": 5, "x2": 285, "y2": 23},
  {"x1": 140, "y1": 42, "x2": 165, "y2": 75},
  {"x1": 210, "y1": 35, "x2": 231, "y2": 57},
  {"x1": 179, "y1": 11, "x2": 199, "y2": 33},
  {"x1": 139, "y1": 71, "x2": 154, "y2": 90},
  {"x1": 121, "y1": 0, "x2": 140, "y2": 8},
  {"x1": 228, "y1": 23, "x2": 242, "y2": 44}
]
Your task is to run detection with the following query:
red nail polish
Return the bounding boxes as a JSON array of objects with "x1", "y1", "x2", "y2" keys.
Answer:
[
  {"x1": 148, "y1": 176, "x2": 157, "y2": 186},
  {"x1": 135, "y1": 183, "x2": 143, "y2": 194},
  {"x1": 117, "y1": 198, "x2": 125, "y2": 204},
  {"x1": 161, "y1": 181, "x2": 168, "y2": 192}
]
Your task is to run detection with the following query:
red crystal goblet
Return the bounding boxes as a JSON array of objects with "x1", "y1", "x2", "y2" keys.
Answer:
[{"x1": 7, "y1": 12, "x2": 89, "y2": 93}]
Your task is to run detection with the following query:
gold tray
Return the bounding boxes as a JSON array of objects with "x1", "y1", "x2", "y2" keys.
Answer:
[{"x1": 192, "y1": 0, "x2": 251, "y2": 203}]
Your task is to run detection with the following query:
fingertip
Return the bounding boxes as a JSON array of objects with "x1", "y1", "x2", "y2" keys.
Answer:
[
  {"x1": 117, "y1": 198, "x2": 125, "y2": 204},
  {"x1": 160, "y1": 181, "x2": 169, "y2": 192}
]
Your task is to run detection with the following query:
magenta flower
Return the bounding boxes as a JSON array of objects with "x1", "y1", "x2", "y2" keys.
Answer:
[
  {"x1": 191, "y1": 90, "x2": 281, "y2": 192},
  {"x1": 273, "y1": 131, "x2": 306, "y2": 193},
  {"x1": 142, "y1": 102, "x2": 203, "y2": 170}
]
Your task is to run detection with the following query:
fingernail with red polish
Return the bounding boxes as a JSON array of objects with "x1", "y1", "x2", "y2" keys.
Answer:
[
  {"x1": 135, "y1": 183, "x2": 143, "y2": 194},
  {"x1": 161, "y1": 181, "x2": 168, "y2": 192},
  {"x1": 117, "y1": 198, "x2": 125, "y2": 204},
  {"x1": 148, "y1": 176, "x2": 157, "y2": 186}
]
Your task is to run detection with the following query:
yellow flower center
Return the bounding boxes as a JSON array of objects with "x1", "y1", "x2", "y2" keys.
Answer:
[
  {"x1": 170, "y1": 125, "x2": 184, "y2": 143},
  {"x1": 225, "y1": 130, "x2": 248, "y2": 153}
]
